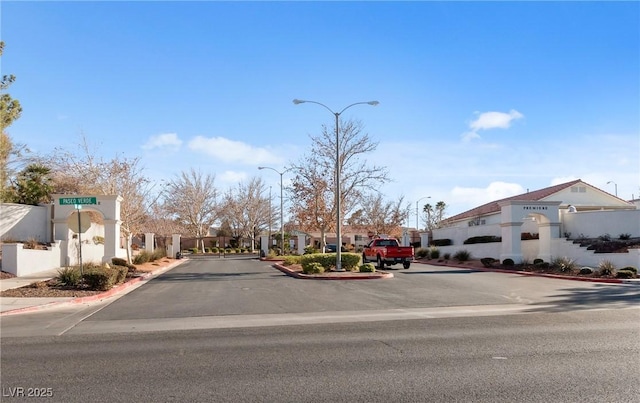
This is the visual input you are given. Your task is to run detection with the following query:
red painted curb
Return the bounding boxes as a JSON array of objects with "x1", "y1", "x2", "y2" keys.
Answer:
[
  {"x1": 1, "y1": 261, "x2": 184, "y2": 316},
  {"x1": 414, "y1": 260, "x2": 637, "y2": 284},
  {"x1": 272, "y1": 263, "x2": 393, "y2": 280}
]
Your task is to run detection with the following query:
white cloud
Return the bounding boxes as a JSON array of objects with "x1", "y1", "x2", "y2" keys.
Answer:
[
  {"x1": 461, "y1": 131, "x2": 481, "y2": 142},
  {"x1": 451, "y1": 181, "x2": 525, "y2": 207},
  {"x1": 187, "y1": 136, "x2": 282, "y2": 165},
  {"x1": 142, "y1": 133, "x2": 182, "y2": 151},
  {"x1": 470, "y1": 110, "x2": 524, "y2": 131},
  {"x1": 219, "y1": 170, "x2": 248, "y2": 185}
]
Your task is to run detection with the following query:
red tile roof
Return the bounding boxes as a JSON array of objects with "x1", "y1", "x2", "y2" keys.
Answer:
[{"x1": 444, "y1": 179, "x2": 583, "y2": 223}]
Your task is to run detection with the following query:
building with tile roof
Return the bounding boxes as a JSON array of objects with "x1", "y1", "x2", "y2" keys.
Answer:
[{"x1": 431, "y1": 180, "x2": 638, "y2": 267}]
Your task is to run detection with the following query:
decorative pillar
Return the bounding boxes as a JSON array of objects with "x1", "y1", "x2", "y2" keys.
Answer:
[
  {"x1": 537, "y1": 222, "x2": 560, "y2": 262},
  {"x1": 500, "y1": 222, "x2": 523, "y2": 263},
  {"x1": 260, "y1": 235, "x2": 269, "y2": 257},
  {"x1": 419, "y1": 232, "x2": 430, "y2": 248},
  {"x1": 103, "y1": 219, "x2": 122, "y2": 262},
  {"x1": 145, "y1": 233, "x2": 155, "y2": 253},
  {"x1": 169, "y1": 234, "x2": 181, "y2": 258},
  {"x1": 297, "y1": 235, "x2": 306, "y2": 255}
]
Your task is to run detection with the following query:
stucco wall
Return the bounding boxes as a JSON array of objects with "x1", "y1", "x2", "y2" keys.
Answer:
[
  {"x1": 432, "y1": 238, "x2": 639, "y2": 268},
  {"x1": 0, "y1": 203, "x2": 50, "y2": 242},
  {"x1": 1, "y1": 242, "x2": 61, "y2": 276},
  {"x1": 561, "y1": 209, "x2": 640, "y2": 238}
]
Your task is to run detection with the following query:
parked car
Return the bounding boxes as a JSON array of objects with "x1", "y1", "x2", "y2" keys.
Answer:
[{"x1": 325, "y1": 244, "x2": 346, "y2": 253}]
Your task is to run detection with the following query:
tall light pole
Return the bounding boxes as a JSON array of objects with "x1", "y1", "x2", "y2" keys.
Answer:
[
  {"x1": 416, "y1": 196, "x2": 431, "y2": 231},
  {"x1": 293, "y1": 98, "x2": 379, "y2": 271},
  {"x1": 259, "y1": 166, "x2": 290, "y2": 255},
  {"x1": 607, "y1": 181, "x2": 618, "y2": 197}
]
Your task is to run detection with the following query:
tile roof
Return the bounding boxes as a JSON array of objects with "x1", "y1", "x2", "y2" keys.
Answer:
[{"x1": 444, "y1": 179, "x2": 583, "y2": 223}]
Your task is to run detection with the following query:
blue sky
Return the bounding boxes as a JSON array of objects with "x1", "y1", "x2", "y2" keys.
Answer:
[{"x1": 2, "y1": 1, "x2": 639, "y2": 221}]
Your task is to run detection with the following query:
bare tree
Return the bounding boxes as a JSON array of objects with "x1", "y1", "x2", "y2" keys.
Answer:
[
  {"x1": 218, "y1": 177, "x2": 271, "y2": 252},
  {"x1": 347, "y1": 193, "x2": 405, "y2": 239},
  {"x1": 162, "y1": 169, "x2": 218, "y2": 252},
  {"x1": 290, "y1": 118, "x2": 389, "y2": 249},
  {"x1": 43, "y1": 136, "x2": 154, "y2": 262}
]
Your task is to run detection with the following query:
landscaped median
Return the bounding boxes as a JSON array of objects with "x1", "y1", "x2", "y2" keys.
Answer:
[{"x1": 263, "y1": 253, "x2": 394, "y2": 280}]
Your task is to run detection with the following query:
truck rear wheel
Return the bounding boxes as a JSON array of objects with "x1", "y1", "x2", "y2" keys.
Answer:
[
  {"x1": 403, "y1": 261, "x2": 411, "y2": 269},
  {"x1": 377, "y1": 256, "x2": 384, "y2": 270}
]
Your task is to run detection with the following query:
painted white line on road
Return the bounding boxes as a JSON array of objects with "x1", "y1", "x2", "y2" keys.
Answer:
[{"x1": 66, "y1": 304, "x2": 554, "y2": 335}]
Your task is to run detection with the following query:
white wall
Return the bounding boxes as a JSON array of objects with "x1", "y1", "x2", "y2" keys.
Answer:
[
  {"x1": 432, "y1": 238, "x2": 639, "y2": 268},
  {"x1": 1, "y1": 203, "x2": 50, "y2": 242},
  {"x1": 1, "y1": 242, "x2": 62, "y2": 276},
  {"x1": 561, "y1": 210, "x2": 640, "y2": 239}
]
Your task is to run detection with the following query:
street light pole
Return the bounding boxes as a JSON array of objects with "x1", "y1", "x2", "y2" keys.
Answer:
[
  {"x1": 259, "y1": 166, "x2": 290, "y2": 255},
  {"x1": 415, "y1": 196, "x2": 431, "y2": 231},
  {"x1": 607, "y1": 181, "x2": 618, "y2": 197},
  {"x1": 293, "y1": 98, "x2": 379, "y2": 271}
]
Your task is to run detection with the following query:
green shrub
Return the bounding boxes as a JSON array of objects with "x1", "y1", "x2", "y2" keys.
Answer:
[
  {"x1": 151, "y1": 248, "x2": 166, "y2": 261},
  {"x1": 299, "y1": 252, "x2": 360, "y2": 271},
  {"x1": 225, "y1": 248, "x2": 232, "y2": 254},
  {"x1": 618, "y1": 233, "x2": 631, "y2": 240},
  {"x1": 359, "y1": 263, "x2": 376, "y2": 273},
  {"x1": 430, "y1": 248, "x2": 440, "y2": 259},
  {"x1": 463, "y1": 236, "x2": 501, "y2": 244},
  {"x1": 112, "y1": 265, "x2": 128, "y2": 284},
  {"x1": 112, "y1": 257, "x2": 128, "y2": 266},
  {"x1": 304, "y1": 245, "x2": 319, "y2": 254},
  {"x1": 282, "y1": 256, "x2": 301, "y2": 266},
  {"x1": 57, "y1": 267, "x2": 82, "y2": 286},
  {"x1": 579, "y1": 267, "x2": 594, "y2": 275},
  {"x1": 621, "y1": 266, "x2": 637, "y2": 274},
  {"x1": 83, "y1": 266, "x2": 118, "y2": 291},
  {"x1": 302, "y1": 262, "x2": 324, "y2": 274},
  {"x1": 205, "y1": 247, "x2": 212, "y2": 253},
  {"x1": 598, "y1": 260, "x2": 616, "y2": 276},
  {"x1": 442, "y1": 252, "x2": 450, "y2": 260},
  {"x1": 551, "y1": 256, "x2": 577, "y2": 273},
  {"x1": 616, "y1": 270, "x2": 635, "y2": 279},
  {"x1": 190, "y1": 248, "x2": 199, "y2": 254},
  {"x1": 431, "y1": 239, "x2": 452, "y2": 246},
  {"x1": 133, "y1": 251, "x2": 151, "y2": 264},
  {"x1": 480, "y1": 257, "x2": 496, "y2": 268},
  {"x1": 453, "y1": 250, "x2": 471, "y2": 262},
  {"x1": 535, "y1": 261, "x2": 550, "y2": 269},
  {"x1": 502, "y1": 258, "x2": 515, "y2": 266},
  {"x1": 212, "y1": 247, "x2": 219, "y2": 253},
  {"x1": 416, "y1": 248, "x2": 430, "y2": 259},
  {"x1": 533, "y1": 258, "x2": 544, "y2": 265}
]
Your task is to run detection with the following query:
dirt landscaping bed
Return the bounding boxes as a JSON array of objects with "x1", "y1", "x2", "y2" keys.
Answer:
[{"x1": 0, "y1": 258, "x2": 176, "y2": 298}]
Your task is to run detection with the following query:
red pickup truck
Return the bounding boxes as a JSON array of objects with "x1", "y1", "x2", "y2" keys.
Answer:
[{"x1": 362, "y1": 237, "x2": 414, "y2": 269}]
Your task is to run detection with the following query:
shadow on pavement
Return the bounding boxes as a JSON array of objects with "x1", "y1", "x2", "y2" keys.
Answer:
[
  {"x1": 526, "y1": 284, "x2": 640, "y2": 313},
  {"x1": 404, "y1": 269, "x2": 483, "y2": 275},
  {"x1": 152, "y1": 271, "x2": 273, "y2": 282}
]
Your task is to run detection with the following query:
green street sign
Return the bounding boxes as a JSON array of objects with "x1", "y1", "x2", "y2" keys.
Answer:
[{"x1": 59, "y1": 197, "x2": 97, "y2": 206}]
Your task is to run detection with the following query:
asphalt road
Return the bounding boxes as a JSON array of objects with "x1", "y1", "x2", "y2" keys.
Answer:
[
  {"x1": 1, "y1": 257, "x2": 639, "y2": 402},
  {"x1": 2, "y1": 310, "x2": 638, "y2": 402}
]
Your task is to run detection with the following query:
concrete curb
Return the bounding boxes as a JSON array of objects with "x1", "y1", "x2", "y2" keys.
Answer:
[
  {"x1": 0, "y1": 259, "x2": 186, "y2": 316},
  {"x1": 269, "y1": 261, "x2": 394, "y2": 280},
  {"x1": 415, "y1": 260, "x2": 640, "y2": 285}
]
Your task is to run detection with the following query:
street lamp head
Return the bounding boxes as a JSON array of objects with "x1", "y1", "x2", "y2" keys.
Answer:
[
  {"x1": 292, "y1": 99, "x2": 306, "y2": 105},
  {"x1": 258, "y1": 166, "x2": 266, "y2": 170},
  {"x1": 367, "y1": 101, "x2": 380, "y2": 106}
]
